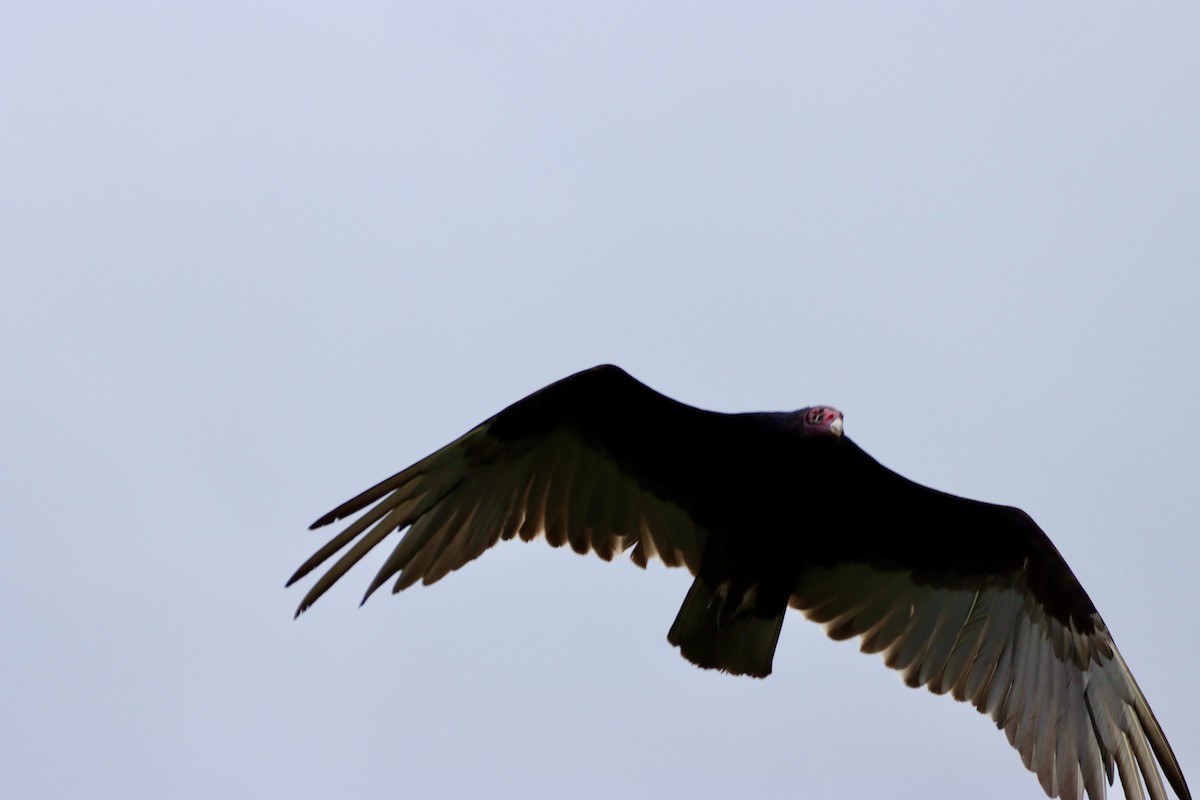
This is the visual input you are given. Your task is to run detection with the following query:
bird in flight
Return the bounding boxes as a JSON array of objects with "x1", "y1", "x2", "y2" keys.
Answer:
[{"x1": 289, "y1": 365, "x2": 1189, "y2": 800}]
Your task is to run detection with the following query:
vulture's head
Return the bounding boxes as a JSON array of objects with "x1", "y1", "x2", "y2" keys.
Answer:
[{"x1": 798, "y1": 406, "x2": 844, "y2": 439}]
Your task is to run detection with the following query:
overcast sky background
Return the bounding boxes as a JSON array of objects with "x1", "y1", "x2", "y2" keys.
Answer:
[{"x1": 3, "y1": 3, "x2": 1198, "y2": 799}]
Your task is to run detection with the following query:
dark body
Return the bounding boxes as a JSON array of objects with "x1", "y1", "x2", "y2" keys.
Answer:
[
  {"x1": 485, "y1": 368, "x2": 1093, "y2": 636},
  {"x1": 290, "y1": 365, "x2": 1187, "y2": 800}
]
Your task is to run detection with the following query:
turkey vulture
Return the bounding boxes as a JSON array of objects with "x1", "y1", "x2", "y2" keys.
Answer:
[{"x1": 289, "y1": 365, "x2": 1190, "y2": 800}]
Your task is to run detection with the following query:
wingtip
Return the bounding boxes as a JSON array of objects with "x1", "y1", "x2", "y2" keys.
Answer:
[{"x1": 310, "y1": 506, "x2": 348, "y2": 529}]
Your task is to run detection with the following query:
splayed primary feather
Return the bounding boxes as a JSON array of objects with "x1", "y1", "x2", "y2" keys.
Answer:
[{"x1": 791, "y1": 561, "x2": 1187, "y2": 800}]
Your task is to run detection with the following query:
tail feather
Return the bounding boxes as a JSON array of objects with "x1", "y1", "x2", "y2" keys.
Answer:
[{"x1": 667, "y1": 576, "x2": 786, "y2": 678}]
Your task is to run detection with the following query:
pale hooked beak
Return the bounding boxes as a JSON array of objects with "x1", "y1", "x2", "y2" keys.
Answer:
[{"x1": 829, "y1": 415, "x2": 843, "y2": 438}]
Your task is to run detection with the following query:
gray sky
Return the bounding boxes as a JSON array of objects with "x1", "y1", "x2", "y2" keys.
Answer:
[{"x1": 3, "y1": 3, "x2": 1198, "y2": 799}]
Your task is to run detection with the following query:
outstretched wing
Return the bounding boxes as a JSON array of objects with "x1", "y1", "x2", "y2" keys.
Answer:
[
  {"x1": 288, "y1": 365, "x2": 726, "y2": 615},
  {"x1": 791, "y1": 442, "x2": 1190, "y2": 800}
]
